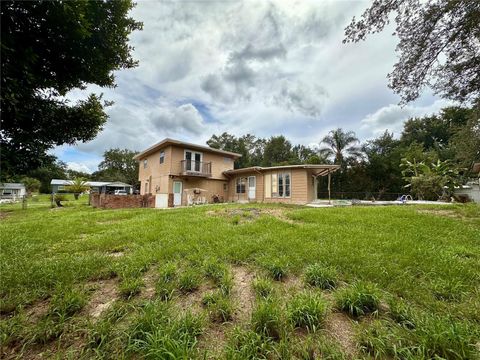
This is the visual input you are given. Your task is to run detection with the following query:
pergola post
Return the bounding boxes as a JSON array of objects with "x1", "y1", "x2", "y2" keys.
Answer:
[{"x1": 328, "y1": 171, "x2": 331, "y2": 205}]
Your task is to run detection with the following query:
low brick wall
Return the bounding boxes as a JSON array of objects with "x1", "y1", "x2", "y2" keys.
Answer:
[{"x1": 90, "y1": 194, "x2": 155, "y2": 209}]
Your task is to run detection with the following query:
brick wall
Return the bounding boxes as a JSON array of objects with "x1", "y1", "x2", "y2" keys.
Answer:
[{"x1": 90, "y1": 194, "x2": 155, "y2": 209}]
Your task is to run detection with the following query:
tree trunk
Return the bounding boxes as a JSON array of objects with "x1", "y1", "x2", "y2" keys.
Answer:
[{"x1": 74, "y1": 193, "x2": 79, "y2": 200}]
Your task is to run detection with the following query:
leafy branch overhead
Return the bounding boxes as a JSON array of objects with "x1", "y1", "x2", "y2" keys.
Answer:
[
  {"x1": 344, "y1": 0, "x2": 480, "y2": 104},
  {"x1": 0, "y1": 1, "x2": 143, "y2": 176}
]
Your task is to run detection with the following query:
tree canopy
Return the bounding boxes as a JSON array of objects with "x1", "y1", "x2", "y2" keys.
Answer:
[
  {"x1": 344, "y1": 0, "x2": 480, "y2": 103},
  {"x1": 0, "y1": 0, "x2": 142, "y2": 177},
  {"x1": 92, "y1": 148, "x2": 139, "y2": 187}
]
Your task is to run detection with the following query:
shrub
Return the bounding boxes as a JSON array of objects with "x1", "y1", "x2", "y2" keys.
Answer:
[
  {"x1": 287, "y1": 291, "x2": 328, "y2": 332},
  {"x1": 251, "y1": 300, "x2": 283, "y2": 339},
  {"x1": 119, "y1": 278, "x2": 143, "y2": 299},
  {"x1": 178, "y1": 270, "x2": 201, "y2": 293},
  {"x1": 252, "y1": 278, "x2": 274, "y2": 299},
  {"x1": 304, "y1": 263, "x2": 338, "y2": 290},
  {"x1": 335, "y1": 282, "x2": 380, "y2": 317}
]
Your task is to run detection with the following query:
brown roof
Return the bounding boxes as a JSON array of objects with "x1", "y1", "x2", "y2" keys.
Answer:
[
  {"x1": 224, "y1": 164, "x2": 340, "y2": 176},
  {"x1": 133, "y1": 138, "x2": 242, "y2": 160}
]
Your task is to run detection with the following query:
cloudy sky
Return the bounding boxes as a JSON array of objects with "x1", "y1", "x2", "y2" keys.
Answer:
[{"x1": 55, "y1": 0, "x2": 452, "y2": 173}]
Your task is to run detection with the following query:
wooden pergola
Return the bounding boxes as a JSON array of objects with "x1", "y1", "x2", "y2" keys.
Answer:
[{"x1": 311, "y1": 166, "x2": 340, "y2": 204}]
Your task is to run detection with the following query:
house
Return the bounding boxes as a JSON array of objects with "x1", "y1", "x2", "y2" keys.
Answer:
[
  {"x1": 134, "y1": 138, "x2": 340, "y2": 207},
  {"x1": 0, "y1": 183, "x2": 26, "y2": 200},
  {"x1": 50, "y1": 179, "x2": 133, "y2": 194}
]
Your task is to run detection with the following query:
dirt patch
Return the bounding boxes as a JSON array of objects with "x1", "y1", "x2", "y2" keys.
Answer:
[
  {"x1": 197, "y1": 323, "x2": 230, "y2": 359},
  {"x1": 231, "y1": 266, "x2": 255, "y2": 322},
  {"x1": 83, "y1": 278, "x2": 118, "y2": 319},
  {"x1": 0, "y1": 211, "x2": 11, "y2": 220},
  {"x1": 282, "y1": 275, "x2": 303, "y2": 294},
  {"x1": 25, "y1": 299, "x2": 50, "y2": 324},
  {"x1": 261, "y1": 208, "x2": 296, "y2": 224},
  {"x1": 139, "y1": 267, "x2": 157, "y2": 300},
  {"x1": 107, "y1": 251, "x2": 124, "y2": 258},
  {"x1": 207, "y1": 207, "x2": 298, "y2": 225},
  {"x1": 417, "y1": 209, "x2": 459, "y2": 218},
  {"x1": 325, "y1": 312, "x2": 357, "y2": 358}
]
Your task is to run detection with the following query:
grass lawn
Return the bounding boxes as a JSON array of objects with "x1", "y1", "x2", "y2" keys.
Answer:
[{"x1": 1, "y1": 199, "x2": 479, "y2": 359}]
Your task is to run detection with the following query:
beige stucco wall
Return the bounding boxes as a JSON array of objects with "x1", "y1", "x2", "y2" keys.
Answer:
[
  {"x1": 226, "y1": 168, "x2": 314, "y2": 204},
  {"x1": 137, "y1": 145, "x2": 235, "y2": 197}
]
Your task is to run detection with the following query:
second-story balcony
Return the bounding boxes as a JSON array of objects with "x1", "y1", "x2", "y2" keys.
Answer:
[{"x1": 180, "y1": 160, "x2": 212, "y2": 177}]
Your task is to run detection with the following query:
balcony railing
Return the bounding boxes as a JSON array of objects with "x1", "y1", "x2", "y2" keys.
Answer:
[{"x1": 180, "y1": 160, "x2": 212, "y2": 177}]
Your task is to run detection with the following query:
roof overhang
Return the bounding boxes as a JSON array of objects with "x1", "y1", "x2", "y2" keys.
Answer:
[
  {"x1": 133, "y1": 138, "x2": 242, "y2": 160},
  {"x1": 224, "y1": 164, "x2": 340, "y2": 176}
]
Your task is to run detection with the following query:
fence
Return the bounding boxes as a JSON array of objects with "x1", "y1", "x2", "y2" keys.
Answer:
[
  {"x1": 0, "y1": 193, "x2": 90, "y2": 210},
  {"x1": 317, "y1": 191, "x2": 406, "y2": 201}
]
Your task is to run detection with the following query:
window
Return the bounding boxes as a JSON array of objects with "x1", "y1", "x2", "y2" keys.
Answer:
[
  {"x1": 185, "y1": 150, "x2": 202, "y2": 172},
  {"x1": 271, "y1": 174, "x2": 278, "y2": 197},
  {"x1": 159, "y1": 151, "x2": 165, "y2": 164},
  {"x1": 236, "y1": 177, "x2": 246, "y2": 194},
  {"x1": 270, "y1": 172, "x2": 290, "y2": 198},
  {"x1": 143, "y1": 159, "x2": 147, "y2": 169},
  {"x1": 223, "y1": 183, "x2": 228, "y2": 191},
  {"x1": 58, "y1": 186, "x2": 65, "y2": 191},
  {"x1": 223, "y1": 157, "x2": 231, "y2": 163}
]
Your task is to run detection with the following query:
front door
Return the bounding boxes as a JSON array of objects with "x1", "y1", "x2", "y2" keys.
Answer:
[
  {"x1": 173, "y1": 181, "x2": 182, "y2": 206},
  {"x1": 248, "y1": 176, "x2": 256, "y2": 200}
]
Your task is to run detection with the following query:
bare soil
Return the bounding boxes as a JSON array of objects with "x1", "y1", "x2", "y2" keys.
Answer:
[
  {"x1": 231, "y1": 266, "x2": 256, "y2": 322},
  {"x1": 83, "y1": 278, "x2": 118, "y2": 319},
  {"x1": 325, "y1": 312, "x2": 357, "y2": 358}
]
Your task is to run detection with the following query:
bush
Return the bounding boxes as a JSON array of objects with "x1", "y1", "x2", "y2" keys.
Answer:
[
  {"x1": 287, "y1": 291, "x2": 328, "y2": 332},
  {"x1": 335, "y1": 282, "x2": 380, "y2": 317},
  {"x1": 251, "y1": 300, "x2": 283, "y2": 339},
  {"x1": 304, "y1": 263, "x2": 338, "y2": 290}
]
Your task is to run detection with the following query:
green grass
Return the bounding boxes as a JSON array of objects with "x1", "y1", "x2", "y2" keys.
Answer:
[
  {"x1": 335, "y1": 281, "x2": 381, "y2": 317},
  {"x1": 1, "y1": 202, "x2": 479, "y2": 358}
]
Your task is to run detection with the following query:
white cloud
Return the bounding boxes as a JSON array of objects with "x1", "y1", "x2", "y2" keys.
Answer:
[
  {"x1": 360, "y1": 99, "x2": 454, "y2": 137},
  {"x1": 67, "y1": 162, "x2": 93, "y2": 174},
  {"x1": 56, "y1": 0, "x2": 453, "y2": 171}
]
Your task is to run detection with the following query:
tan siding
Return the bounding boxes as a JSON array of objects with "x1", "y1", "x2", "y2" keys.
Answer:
[
  {"x1": 264, "y1": 173, "x2": 272, "y2": 198},
  {"x1": 262, "y1": 169, "x2": 309, "y2": 204},
  {"x1": 138, "y1": 146, "x2": 172, "y2": 195}
]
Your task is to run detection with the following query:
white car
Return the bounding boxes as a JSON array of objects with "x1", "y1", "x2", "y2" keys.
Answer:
[{"x1": 114, "y1": 190, "x2": 128, "y2": 196}]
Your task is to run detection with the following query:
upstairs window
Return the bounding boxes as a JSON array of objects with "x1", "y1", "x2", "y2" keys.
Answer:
[
  {"x1": 159, "y1": 151, "x2": 165, "y2": 164},
  {"x1": 143, "y1": 159, "x2": 148, "y2": 169}
]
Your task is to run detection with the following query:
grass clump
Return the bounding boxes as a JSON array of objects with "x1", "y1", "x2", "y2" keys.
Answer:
[
  {"x1": 287, "y1": 291, "x2": 328, "y2": 332},
  {"x1": 155, "y1": 262, "x2": 177, "y2": 301},
  {"x1": 49, "y1": 286, "x2": 87, "y2": 318},
  {"x1": 119, "y1": 278, "x2": 143, "y2": 299},
  {"x1": 251, "y1": 300, "x2": 283, "y2": 339},
  {"x1": 178, "y1": 269, "x2": 201, "y2": 293},
  {"x1": 304, "y1": 263, "x2": 338, "y2": 290},
  {"x1": 202, "y1": 291, "x2": 234, "y2": 323},
  {"x1": 203, "y1": 259, "x2": 233, "y2": 295},
  {"x1": 335, "y1": 281, "x2": 380, "y2": 317},
  {"x1": 263, "y1": 259, "x2": 288, "y2": 281},
  {"x1": 359, "y1": 315, "x2": 479, "y2": 360},
  {"x1": 252, "y1": 277, "x2": 274, "y2": 299},
  {"x1": 226, "y1": 327, "x2": 274, "y2": 359},
  {"x1": 127, "y1": 301, "x2": 204, "y2": 358}
]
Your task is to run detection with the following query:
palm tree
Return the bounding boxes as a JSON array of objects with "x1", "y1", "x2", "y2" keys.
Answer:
[
  {"x1": 66, "y1": 178, "x2": 90, "y2": 200},
  {"x1": 319, "y1": 128, "x2": 361, "y2": 165}
]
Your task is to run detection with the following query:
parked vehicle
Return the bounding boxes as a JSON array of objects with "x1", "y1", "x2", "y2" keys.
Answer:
[{"x1": 114, "y1": 190, "x2": 128, "y2": 196}]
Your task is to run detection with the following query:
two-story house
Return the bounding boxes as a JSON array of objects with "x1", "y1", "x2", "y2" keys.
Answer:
[{"x1": 134, "y1": 138, "x2": 339, "y2": 207}]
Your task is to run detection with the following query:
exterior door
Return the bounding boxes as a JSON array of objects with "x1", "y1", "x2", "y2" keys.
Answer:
[
  {"x1": 248, "y1": 176, "x2": 256, "y2": 199},
  {"x1": 173, "y1": 181, "x2": 182, "y2": 206}
]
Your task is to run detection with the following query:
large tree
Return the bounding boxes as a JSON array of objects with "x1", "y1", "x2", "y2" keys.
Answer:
[
  {"x1": 319, "y1": 128, "x2": 361, "y2": 166},
  {"x1": 262, "y1": 136, "x2": 293, "y2": 167},
  {"x1": 344, "y1": 0, "x2": 480, "y2": 103},
  {"x1": 92, "y1": 148, "x2": 139, "y2": 187},
  {"x1": 1, "y1": 1, "x2": 142, "y2": 176}
]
